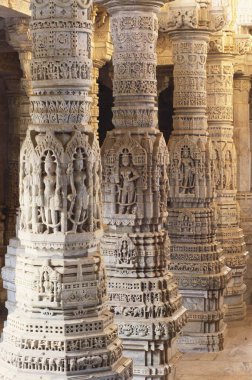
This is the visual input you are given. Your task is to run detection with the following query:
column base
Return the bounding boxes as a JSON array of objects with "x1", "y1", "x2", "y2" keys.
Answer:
[
  {"x1": 177, "y1": 325, "x2": 226, "y2": 352},
  {"x1": 1, "y1": 237, "x2": 22, "y2": 314},
  {"x1": 122, "y1": 339, "x2": 178, "y2": 380},
  {"x1": 0, "y1": 356, "x2": 132, "y2": 380},
  {"x1": 224, "y1": 300, "x2": 247, "y2": 321}
]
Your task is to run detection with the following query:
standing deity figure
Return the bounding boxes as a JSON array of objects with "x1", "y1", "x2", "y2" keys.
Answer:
[
  {"x1": 93, "y1": 159, "x2": 101, "y2": 228},
  {"x1": 68, "y1": 148, "x2": 89, "y2": 232},
  {"x1": 42, "y1": 151, "x2": 62, "y2": 233},
  {"x1": 212, "y1": 149, "x2": 221, "y2": 190},
  {"x1": 179, "y1": 146, "x2": 195, "y2": 194},
  {"x1": 42, "y1": 271, "x2": 53, "y2": 301},
  {"x1": 20, "y1": 160, "x2": 32, "y2": 230},
  {"x1": 224, "y1": 150, "x2": 232, "y2": 190},
  {"x1": 117, "y1": 149, "x2": 139, "y2": 214},
  {"x1": 32, "y1": 164, "x2": 42, "y2": 233}
]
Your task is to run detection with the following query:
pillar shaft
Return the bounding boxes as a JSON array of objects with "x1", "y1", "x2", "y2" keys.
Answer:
[
  {"x1": 97, "y1": 0, "x2": 187, "y2": 378},
  {"x1": 207, "y1": 39, "x2": 248, "y2": 321},
  {"x1": 159, "y1": 0, "x2": 231, "y2": 352},
  {"x1": 0, "y1": 1, "x2": 132, "y2": 379},
  {"x1": 233, "y1": 75, "x2": 251, "y2": 193}
]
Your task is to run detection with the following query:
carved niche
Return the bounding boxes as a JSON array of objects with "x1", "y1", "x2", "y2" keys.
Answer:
[{"x1": 19, "y1": 129, "x2": 102, "y2": 235}]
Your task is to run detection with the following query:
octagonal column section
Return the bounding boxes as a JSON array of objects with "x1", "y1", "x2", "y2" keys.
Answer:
[
  {"x1": 207, "y1": 32, "x2": 248, "y2": 321},
  {"x1": 96, "y1": 0, "x2": 187, "y2": 378},
  {"x1": 0, "y1": 1, "x2": 132, "y2": 379},
  {"x1": 159, "y1": 0, "x2": 231, "y2": 352}
]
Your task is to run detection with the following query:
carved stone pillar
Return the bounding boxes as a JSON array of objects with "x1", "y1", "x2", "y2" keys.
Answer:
[
  {"x1": 207, "y1": 32, "x2": 248, "y2": 321},
  {"x1": 159, "y1": 0, "x2": 231, "y2": 352},
  {"x1": 4, "y1": 76, "x2": 21, "y2": 247},
  {"x1": 0, "y1": 1, "x2": 132, "y2": 379},
  {"x1": 2, "y1": 18, "x2": 33, "y2": 315},
  {"x1": 97, "y1": 0, "x2": 187, "y2": 378},
  {"x1": 92, "y1": 8, "x2": 112, "y2": 136},
  {"x1": 233, "y1": 75, "x2": 252, "y2": 194},
  {"x1": 233, "y1": 74, "x2": 252, "y2": 304}
]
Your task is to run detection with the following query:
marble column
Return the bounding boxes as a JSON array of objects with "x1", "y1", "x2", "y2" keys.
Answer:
[
  {"x1": 159, "y1": 0, "x2": 231, "y2": 352},
  {"x1": 233, "y1": 75, "x2": 252, "y2": 194},
  {"x1": 92, "y1": 8, "x2": 112, "y2": 136},
  {"x1": 207, "y1": 33, "x2": 248, "y2": 321},
  {"x1": 0, "y1": 1, "x2": 132, "y2": 379},
  {"x1": 233, "y1": 74, "x2": 252, "y2": 304},
  {"x1": 2, "y1": 18, "x2": 33, "y2": 315},
  {"x1": 97, "y1": 0, "x2": 187, "y2": 378}
]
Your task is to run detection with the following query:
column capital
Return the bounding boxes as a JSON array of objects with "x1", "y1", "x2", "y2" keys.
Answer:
[
  {"x1": 93, "y1": 7, "x2": 113, "y2": 67},
  {"x1": 5, "y1": 17, "x2": 31, "y2": 53},
  {"x1": 234, "y1": 34, "x2": 252, "y2": 55},
  {"x1": 208, "y1": 30, "x2": 235, "y2": 55},
  {"x1": 95, "y1": 0, "x2": 165, "y2": 14},
  {"x1": 159, "y1": 0, "x2": 228, "y2": 34},
  {"x1": 233, "y1": 74, "x2": 251, "y2": 93}
]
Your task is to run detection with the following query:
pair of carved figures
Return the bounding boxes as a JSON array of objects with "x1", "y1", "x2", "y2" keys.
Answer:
[
  {"x1": 212, "y1": 148, "x2": 235, "y2": 191},
  {"x1": 169, "y1": 138, "x2": 235, "y2": 198},
  {"x1": 20, "y1": 130, "x2": 101, "y2": 234}
]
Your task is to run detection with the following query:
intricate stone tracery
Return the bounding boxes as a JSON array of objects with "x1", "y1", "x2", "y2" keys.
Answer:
[
  {"x1": 96, "y1": 0, "x2": 187, "y2": 378},
  {"x1": 0, "y1": 1, "x2": 132, "y2": 379}
]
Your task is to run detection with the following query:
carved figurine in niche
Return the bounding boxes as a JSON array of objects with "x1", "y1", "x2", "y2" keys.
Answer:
[
  {"x1": 212, "y1": 149, "x2": 221, "y2": 190},
  {"x1": 116, "y1": 236, "x2": 136, "y2": 267},
  {"x1": 93, "y1": 159, "x2": 101, "y2": 228},
  {"x1": 41, "y1": 271, "x2": 53, "y2": 301},
  {"x1": 42, "y1": 151, "x2": 62, "y2": 233},
  {"x1": 117, "y1": 149, "x2": 139, "y2": 214},
  {"x1": 179, "y1": 146, "x2": 195, "y2": 194},
  {"x1": 31, "y1": 164, "x2": 43, "y2": 233},
  {"x1": 20, "y1": 159, "x2": 32, "y2": 230},
  {"x1": 39, "y1": 267, "x2": 61, "y2": 303},
  {"x1": 224, "y1": 150, "x2": 233, "y2": 190},
  {"x1": 160, "y1": 164, "x2": 169, "y2": 213},
  {"x1": 67, "y1": 148, "x2": 89, "y2": 233}
]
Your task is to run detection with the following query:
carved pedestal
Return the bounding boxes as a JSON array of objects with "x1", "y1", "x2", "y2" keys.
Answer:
[
  {"x1": 159, "y1": 0, "x2": 231, "y2": 352},
  {"x1": 97, "y1": 1, "x2": 187, "y2": 378},
  {"x1": 0, "y1": 1, "x2": 132, "y2": 379},
  {"x1": 207, "y1": 37, "x2": 248, "y2": 321}
]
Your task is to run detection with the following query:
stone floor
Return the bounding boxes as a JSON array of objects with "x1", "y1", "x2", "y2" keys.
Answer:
[{"x1": 175, "y1": 305, "x2": 252, "y2": 380}]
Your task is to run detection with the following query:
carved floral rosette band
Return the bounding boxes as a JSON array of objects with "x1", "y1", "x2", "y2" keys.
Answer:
[{"x1": 0, "y1": 0, "x2": 133, "y2": 379}]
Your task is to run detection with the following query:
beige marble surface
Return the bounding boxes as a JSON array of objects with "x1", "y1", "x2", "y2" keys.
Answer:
[{"x1": 175, "y1": 306, "x2": 252, "y2": 379}]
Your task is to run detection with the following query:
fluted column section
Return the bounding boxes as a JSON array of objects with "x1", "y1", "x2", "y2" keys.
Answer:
[
  {"x1": 97, "y1": 0, "x2": 187, "y2": 378},
  {"x1": 159, "y1": 0, "x2": 231, "y2": 352},
  {"x1": 0, "y1": 1, "x2": 132, "y2": 379},
  {"x1": 207, "y1": 35, "x2": 248, "y2": 321}
]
